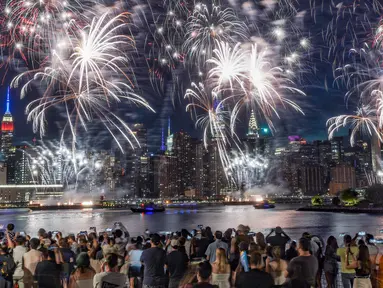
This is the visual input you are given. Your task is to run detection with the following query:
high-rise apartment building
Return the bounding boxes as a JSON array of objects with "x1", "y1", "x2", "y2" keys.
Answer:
[
  {"x1": 329, "y1": 164, "x2": 356, "y2": 195},
  {"x1": 301, "y1": 165, "x2": 324, "y2": 195},
  {"x1": 331, "y1": 136, "x2": 344, "y2": 164}
]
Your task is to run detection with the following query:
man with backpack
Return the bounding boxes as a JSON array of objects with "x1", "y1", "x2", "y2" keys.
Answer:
[{"x1": 0, "y1": 244, "x2": 16, "y2": 288}]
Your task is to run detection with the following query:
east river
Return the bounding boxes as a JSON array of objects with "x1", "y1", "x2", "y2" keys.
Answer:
[{"x1": 2, "y1": 204, "x2": 383, "y2": 241}]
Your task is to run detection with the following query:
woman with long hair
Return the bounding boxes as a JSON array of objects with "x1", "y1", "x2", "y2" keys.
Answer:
[
  {"x1": 212, "y1": 248, "x2": 231, "y2": 288},
  {"x1": 68, "y1": 253, "x2": 96, "y2": 288},
  {"x1": 346, "y1": 244, "x2": 372, "y2": 288},
  {"x1": 256, "y1": 232, "x2": 267, "y2": 253},
  {"x1": 324, "y1": 236, "x2": 340, "y2": 288},
  {"x1": 266, "y1": 246, "x2": 287, "y2": 286}
]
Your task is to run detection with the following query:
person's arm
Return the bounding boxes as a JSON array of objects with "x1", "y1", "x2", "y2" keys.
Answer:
[
  {"x1": 68, "y1": 273, "x2": 76, "y2": 288},
  {"x1": 345, "y1": 248, "x2": 358, "y2": 269},
  {"x1": 205, "y1": 244, "x2": 211, "y2": 261},
  {"x1": 265, "y1": 229, "x2": 274, "y2": 241},
  {"x1": 93, "y1": 273, "x2": 100, "y2": 288},
  {"x1": 265, "y1": 257, "x2": 271, "y2": 273},
  {"x1": 54, "y1": 248, "x2": 64, "y2": 264},
  {"x1": 281, "y1": 230, "x2": 291, "y2": 241},
  {"x1": 230, "y1": 238, "x2": 236, "y2": 254},
  {"x1": 6, "y1": 231, "x2": 14, "y2": 249}
]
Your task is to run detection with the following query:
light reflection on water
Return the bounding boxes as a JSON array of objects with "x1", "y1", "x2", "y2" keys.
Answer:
[{"x1": 1, "y1": 205, "x2": 383, "y2": 241}]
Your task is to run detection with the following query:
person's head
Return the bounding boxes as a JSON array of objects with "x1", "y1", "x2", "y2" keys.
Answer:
[
  {"x1": 302, "y1": 232, "x2": 311, "y2": 239},
  {"x1": 358, "y1": 244, "x2": 371, "y2": 274},
  {"x1": 343, "y1": 234, "x2": 352, "y2": 246},
  {"x1": 151, "y1": 233, "x2": 161, "y2": 247},
  {"x1": 239, "y1": 241, "x2": 248, "y2": 252},
  {"x1": 275, "y1": 226, "x2": 282, "y2": 235},
  {"x1": 358, "y1": 239, "x2": 365, "y2": 246},
  {"x1": 37, "y1": 228, "x2": 46, "y2": 238},
  {"x1": 68, "y1": 235, "x2": 76, "y2": 244},
  {"x1": 249, "y1": 251, "x2": 263, "y2": 269},
  {"x1": 255, "y1": 232, "x2": 266, "y2": 249},
  {"x1": 366, "y1": 234, "x2": 374, "y2": 245},
  {"x1": 6, "y1": 223, "x2": 14, "y2": 232},
  {"x1": 76, "y1": 252, "x2": 90, "y2": 272},
  {"x1": 197, "y1": 261, "x2": 212, "y2": 283},
  {"x1": 30, "y1": 238, "x2": 40, "y2": 250},
  {"x1": 237, "y1": 225, "x2": 246, "y2": 235},
  {"x1": 327, "y1": 236, "x2": 337, "y2": 249},
  {"x1": 298, "y1": 237, "x2": 310, "y2": 255},
  {"x1": 57, "y1": 238, "x2": 65, "y2": 248},
  {"x1": 249, "y1": 242, "x2": 260, "y2": 252},
  {"x1": 15, "y1": 236, "x2": 25, "y2": 246},
  {"x1": 170, "y1": 239, "x2": 179, "y2": 250},
  {"x1": 223, "y1": 229, "x2": 232, "y2": 240},
  {"x1": 214, "y1": 231, "x2": 223, "y2": 240},
  {"x1": 290, "y1": 241, "x2": 297, "y2": 250},
  {"x1": 272, "y1": 246, "x2": 281, "y2": 261},
  {"x1": 114, "y1": 229, "x2": 123, "y2": 238},
  {"x1": 103, "y1": 253, "x2": 119, "y2": 272},
  {"x1": 181, "y1": 229, "x2": 190, "y2": 239},
  {"x1": 178, "y1": 236, "x2": 186, "y2": 247},
  {"x1": 79, "y1": 238, "x2": 87, "y2": 246}
]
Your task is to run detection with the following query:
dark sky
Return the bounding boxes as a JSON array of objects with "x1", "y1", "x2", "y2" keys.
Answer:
[{"x1": 1, "y1": 0, "x2": 374, "y2": 150}]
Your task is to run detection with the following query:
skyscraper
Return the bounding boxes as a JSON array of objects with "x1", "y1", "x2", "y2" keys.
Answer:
[
  {"x1": 330, "y1": 136, "x2": 344, "y2": 164},
  {"x1": 1, "y1": 87, "x2": 14, "y2": 160},
  {"x1": 247, "y1": 110, "x2": 259, "y2": 139}
]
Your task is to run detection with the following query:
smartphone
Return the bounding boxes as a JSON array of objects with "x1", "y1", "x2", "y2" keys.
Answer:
[
  {"x1": 79, "y1": 231, "x2": 88, "y2": 235},
  {"x1": 197, "y1": 224, "x2": 203, "y2": 229},
  {"x1": 173, "y1": 232, "x2": 177, "y2": 236},
  {"x1": 339, "y1": 233, "x2": 346, "y2": 237},
  {"x1": 19, "y1": 231, "x2": 25, "y2": 237},
  {"x1": 372, "y1": 239, "x2": 383, "y2": 244},
  {"x1": 89, "y1": 227, "x2": 96, "y2": 232},
  {"x1": 105, "y1": 228, "x2": 112, "y2": 232},
  {"x1": 248, "y1": 232, "x2": 256, "y2": 236},
  {"x1": 358, "y1": 231, "x2": 366, "y2": 236}
]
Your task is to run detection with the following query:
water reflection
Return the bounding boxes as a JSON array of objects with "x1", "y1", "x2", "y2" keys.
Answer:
[{"x1": 1, "y1": 205, "x2": 383, "y2": 240}]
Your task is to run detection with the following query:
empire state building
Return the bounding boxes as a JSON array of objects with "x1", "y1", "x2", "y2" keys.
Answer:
[{"x1": 1, "y1": 87, "x2": 14, "y2": 160}]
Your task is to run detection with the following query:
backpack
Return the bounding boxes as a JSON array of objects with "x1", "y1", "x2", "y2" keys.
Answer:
[{"x1": 0, "y1": 254, "x2": 16, "y2": 277}]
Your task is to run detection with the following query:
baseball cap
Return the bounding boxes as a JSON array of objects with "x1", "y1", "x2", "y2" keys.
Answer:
[{"x1": 171, "y1": 239, "x2": 179, "y2": 248}]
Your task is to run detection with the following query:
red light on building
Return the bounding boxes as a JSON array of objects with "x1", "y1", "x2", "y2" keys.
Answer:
[{"x1": 1, "y1": 121, "x2": 13, "y2": 132}]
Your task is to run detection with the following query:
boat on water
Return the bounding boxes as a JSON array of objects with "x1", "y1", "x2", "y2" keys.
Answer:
[
  {"x1": 254, "y1": 200, "x2": 275, "y2": 209},
  {"x1": 131, "y1": 203, "x2": 165, "y2": 213}
]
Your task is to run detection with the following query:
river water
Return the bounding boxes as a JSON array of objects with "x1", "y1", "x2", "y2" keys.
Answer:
[{"x1": 2, "y1": 204, "x2": 383, "y2": 241}]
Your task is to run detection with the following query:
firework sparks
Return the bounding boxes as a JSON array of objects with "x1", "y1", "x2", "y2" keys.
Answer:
[{"x1": 11, "y1": 10, "x2": 155, "y2": 151}]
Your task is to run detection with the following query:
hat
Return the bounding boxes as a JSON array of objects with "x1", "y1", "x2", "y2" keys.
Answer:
[
  {"x1": 76, "y1": 252, "x2": 90, "y2": 268},
  {"x1": 239, "y1": 241, "x2": 249, "y2": 251},
  {"x1": 237, "y1": 224, "x2": 246, "y2": 232},
  {"x1": 275, "y1": 227, "x2": 282, "y2": 234},
  {"x1": 170, "y1": 239, "x2": 179, "y2": 248},
  {"x1": 151, "y1": 233, "x2": 161, "y2": 245}
]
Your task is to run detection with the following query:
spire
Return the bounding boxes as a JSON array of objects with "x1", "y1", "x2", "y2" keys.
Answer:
[
  {"x1": 167, "y1": 117, "x2": 171, "y2": 137},
  {"x1": 6, "y1": 87, "x2": 10, "y2": 114},
  {"x1": 247, "y1": 110, "x2": 259, "y2": 138},
  {"x1": 160, "y1": 128, "x2": 166, "y2": 151}
]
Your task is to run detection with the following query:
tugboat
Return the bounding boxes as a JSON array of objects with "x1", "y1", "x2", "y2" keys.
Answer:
[
  {"x1": 254, "y1": 200, "x2": 275, "y2": 209},
  {"x1": 131, "y1": 202, "x2": 165, "y2": 213}
]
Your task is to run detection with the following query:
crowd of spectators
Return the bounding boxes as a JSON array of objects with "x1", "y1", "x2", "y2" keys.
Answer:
[{"x1": 0, "y1": 222, "x2": 382, "y2": 288}]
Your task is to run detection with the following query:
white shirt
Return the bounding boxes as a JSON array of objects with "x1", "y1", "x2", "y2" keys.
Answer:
[
  {"x1": 13, "y1": 245, "x2": 28, "y2": 277},
  {"x1": 93, "y1": 271, "x2": 127, "y2": 288}
]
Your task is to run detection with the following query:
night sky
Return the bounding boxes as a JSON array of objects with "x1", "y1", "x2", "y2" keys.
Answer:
[{"x1": 0, "y1": 0, "x2": 372, "y2": 150}]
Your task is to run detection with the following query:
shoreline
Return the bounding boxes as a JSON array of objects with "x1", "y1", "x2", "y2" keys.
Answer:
[{"x1": 297, "y1": 206, "x2": 383, "y2": 214}]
